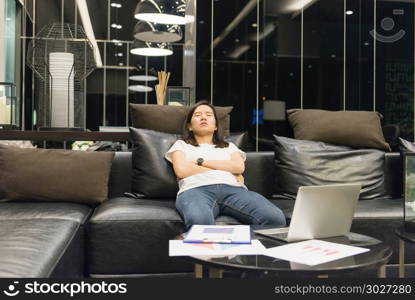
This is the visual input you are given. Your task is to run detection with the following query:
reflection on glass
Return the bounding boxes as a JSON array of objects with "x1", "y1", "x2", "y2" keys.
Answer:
[
  {"x1": 405, "y1": 155, "x2": 415, "y2": 225},
  {"x1": 258, "y1": 1, "x2": 301, "y2": 146}
]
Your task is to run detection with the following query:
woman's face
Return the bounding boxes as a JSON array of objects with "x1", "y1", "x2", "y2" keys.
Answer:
[{"x1": 188, "y1": 105, "x2": 217, "y2": 135}]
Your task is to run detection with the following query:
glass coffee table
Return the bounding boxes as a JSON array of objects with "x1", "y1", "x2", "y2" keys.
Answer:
[
  {"x1": 395, "y1": 226, "x2": 415, "y2": 278},
  {"x1": 179, "y1": 230, "x2": 392, "y2": 278}
]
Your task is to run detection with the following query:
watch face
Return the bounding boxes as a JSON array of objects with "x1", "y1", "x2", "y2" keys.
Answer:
[{"x1": 197, "y1": 158, "x2": 203, "y2": 165}]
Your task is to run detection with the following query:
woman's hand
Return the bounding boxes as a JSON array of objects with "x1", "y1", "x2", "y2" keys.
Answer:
[{"x1": 234, "y1": 174, "x2": 244, "y2": 184}]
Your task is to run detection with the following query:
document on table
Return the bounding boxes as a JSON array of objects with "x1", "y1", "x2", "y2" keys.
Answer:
[
  {"x1": 169, "y1": 240, "x2": 265, "y2": 256},
  {"x1": 263, "y1": 239, "x2": 369, "y2": 266},
  {"x1": 183, "y1": 225, "x2": 251, "y2": 244}
]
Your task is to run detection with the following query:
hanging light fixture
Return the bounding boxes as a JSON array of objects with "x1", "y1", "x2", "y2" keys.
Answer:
[
  {"x1": 130, "y1": 39, "x2": 173, "y2": 56},
  {"x1": 134, "y1": 0, "x2": 194, "y2": 25},
  {"x1": 133, "y1": 21, "x2": 182, "y2": 43},
  {"x1": 128, "y1": 85, "x2": 154, "y2": 92},
  {"x1": 129, "y1": 66, "x2": 158, "y2": 81}
]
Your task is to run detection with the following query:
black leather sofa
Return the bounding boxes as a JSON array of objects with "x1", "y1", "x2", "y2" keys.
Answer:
[
  {"x1": 0, "y1": 150, "x2": 411, "y2": 277},
  {"x1": 86, "y1": 151, "x2": 410, "y2": 277}
]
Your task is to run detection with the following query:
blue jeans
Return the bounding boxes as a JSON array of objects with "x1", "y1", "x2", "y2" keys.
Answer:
[{"x1": 176, "y1": 184, "x2": 287, "y2": 230}]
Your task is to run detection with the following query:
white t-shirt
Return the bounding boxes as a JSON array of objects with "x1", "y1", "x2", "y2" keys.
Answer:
[{"x1": 165, "y1": 140, "x2": 247, "y2": 195}]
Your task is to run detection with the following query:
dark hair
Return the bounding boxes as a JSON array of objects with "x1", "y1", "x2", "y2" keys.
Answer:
[{"x1": 182, "y1": 100, "x2": 229, "y2": 148}]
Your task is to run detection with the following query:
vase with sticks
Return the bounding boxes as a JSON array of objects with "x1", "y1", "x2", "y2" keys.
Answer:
[{"x1": 155, "y1": 71, "x2": 171, "y2": 105}]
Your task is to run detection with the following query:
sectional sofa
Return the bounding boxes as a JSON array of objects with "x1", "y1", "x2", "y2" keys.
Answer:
[{"x1": 0, "y1": 148, "x2": 410, "y2": 277}]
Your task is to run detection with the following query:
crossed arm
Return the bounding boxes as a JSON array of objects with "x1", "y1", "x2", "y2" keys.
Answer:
[{"x1": 170, "y1": 150, "x2": 245, "y2": 181}]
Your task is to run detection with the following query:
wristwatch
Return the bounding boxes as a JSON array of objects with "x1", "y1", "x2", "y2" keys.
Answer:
[{"x1": 197, "y1": 157, "x2": 204, "y2": 166}]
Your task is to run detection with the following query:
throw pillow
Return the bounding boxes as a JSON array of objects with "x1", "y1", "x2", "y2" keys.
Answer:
[
  {"x1": 273, "y1": 135, "x2": 389, "y2": 200},
  {"x1": 0, "y1": 145, "x2": 114, "y2": 204},
  {"x1": 0, "y1": 140, "x2": 36, "y2": 148},
  {"x1": 287, "y1": 109, "x2": 391, "y2": 151},
  {"x1": 129, "y1": 128, "x2": 248, "y2": 198},
  {"x1": 129, "y1": 103, "x2": 233, "y2": 137}
]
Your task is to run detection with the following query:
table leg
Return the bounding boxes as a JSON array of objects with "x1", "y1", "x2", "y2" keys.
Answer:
[
  {"x1": 209, "y1": 267, "x2": 223, "y2": 278},
  {"x1": 377, "y1": 265, "x2": 386, "y2": 278},
  {"x1": 194, "y1": 264, "x2": 203, "y2": 278},
  {"x1": 399, "y1": 239, "x2": 405, "y2": 278}
]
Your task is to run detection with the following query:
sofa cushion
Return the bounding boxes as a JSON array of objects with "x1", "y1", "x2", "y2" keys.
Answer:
[
  {"x1": 273, "y1": 135, "x2": 389, "y2": 200},
  {"x1": 287, "y1": 109, "x2": 391, "y2": 151},
  {"x1": 0, "y1": 219, "x2": 81, "y2": 277},
  {"x1": 108, "y1": 152, "x2": 134, "y2": 199},
  {"x1": 0, "y1": 145, "x2": 114, "y2": 204},
  {"x1": 87, "y1": 196, "x2": 256, "y2": 275},
  {"x1": 129, "y1": 103, "x2": 233, "y2": 136},
  {"x1": 130, "y1": 128, "x2": 180, "y2": 198},
  {"x1": 129, "y1": 128, "x2": 249, "y2": 198}
]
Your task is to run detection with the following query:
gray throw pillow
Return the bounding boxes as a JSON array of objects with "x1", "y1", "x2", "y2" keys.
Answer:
[{"x1": 273, "y1": 135, "x2": 389, "y2": 200}]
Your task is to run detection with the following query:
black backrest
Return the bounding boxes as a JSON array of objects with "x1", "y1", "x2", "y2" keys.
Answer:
[{"x1": 108, "y1": 151, "x2": 403, "y2": 199}]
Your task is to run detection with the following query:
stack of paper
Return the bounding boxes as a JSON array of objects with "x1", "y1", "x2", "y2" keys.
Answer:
[
  {"x1": 169, "y1": 240, "x2": 266, "y2": 257},
  {"x1": 184, "y1": 225, "x2": 251, "y2": 244}
]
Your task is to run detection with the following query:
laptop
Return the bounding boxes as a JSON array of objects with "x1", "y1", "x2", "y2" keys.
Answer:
[{"x1": 254, "y1": 184, "x2": 361, "y2": 242}]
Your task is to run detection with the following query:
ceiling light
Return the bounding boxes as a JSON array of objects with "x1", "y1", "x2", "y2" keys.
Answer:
[
  {"x1": 128, "y1": 85, "x2": 154, "y2": 92},
  {"x1": 134, "y1": 0, "x2": 194, "y2": 25},
  {"x1": 111, "y1": 3, "x2": 122, "y2": 8},
  {"x1": 130, "y1": 39, "x2": 173, "y2": 56},
  {"x1": 346, "y1": 10, "x2": 354, "y2": 15},
  {"x1": 133, "y1": 21, "x2": 182, "y2": 43},
  {"x1": 111, "y1": 23, "x2": 118, "y2": 28}
]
